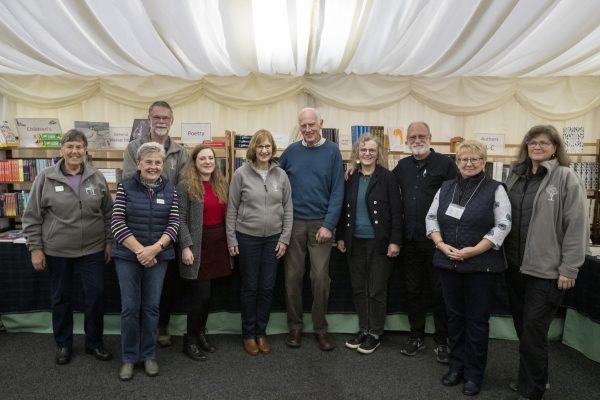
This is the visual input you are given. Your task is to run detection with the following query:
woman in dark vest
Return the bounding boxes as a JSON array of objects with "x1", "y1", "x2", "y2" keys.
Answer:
[
  {"x1": 177, "y1": 144, "x2": 230, "y2": 361},
  {"x1": 111, "y1": 142, "x2": 179, "y2": 381},
  {"x1": 425, "y1": 140, "x2": 511, "y2": 396}
]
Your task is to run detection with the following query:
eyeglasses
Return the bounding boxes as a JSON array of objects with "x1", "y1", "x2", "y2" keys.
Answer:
[
  {"x1": 407, "y1": 135, "x2": 430, "y2": 143},
  {"x1": 458, "y1": 157, "x2": 483, "y2": 165},
  {"x1": 256, "y1": 144, "x2": 272, "y2": 150},
  {"x1": 526, "y1": 141, "x2": 553, "y2": 148},
  {"x1": 359, "y1": 148, "x2": 377, "y2": 154},
  {"x1": 150, "y1": 115, "x2": 172, "y2": 122}
]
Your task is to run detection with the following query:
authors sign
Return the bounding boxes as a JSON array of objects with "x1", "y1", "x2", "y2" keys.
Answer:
[{"x1": 475, "y1": 133, "x2": 505, "y2": 155}]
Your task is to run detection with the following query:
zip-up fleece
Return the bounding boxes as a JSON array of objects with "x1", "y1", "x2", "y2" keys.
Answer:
[
  {"x1": 505, "y1": 159, "x2": 589, "y2": 279},
  {"x1": 226, "y1": 161, "x2": 293, "y2": 247},
  {"x1": 22, "y1": 159, "x2": 113, "y2": 257}
]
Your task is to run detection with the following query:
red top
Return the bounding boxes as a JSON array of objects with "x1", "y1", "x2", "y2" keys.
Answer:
[{"x1": 202, "y1": 181, "x2": 226, "y2": 225}]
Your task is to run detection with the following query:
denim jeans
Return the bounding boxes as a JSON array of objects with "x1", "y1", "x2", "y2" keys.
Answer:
[
  {"x1": 46, "y1": 251, "x2": 106, "y2": 349},
  {"x1": 115, "y1": 258, "x2": 167, "y2": 363},
  {"x1": 237, "y1": 232, "x2": 280, "y2": 338}
]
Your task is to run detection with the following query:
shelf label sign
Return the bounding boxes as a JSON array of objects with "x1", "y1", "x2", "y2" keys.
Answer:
[
  {"x1": 15, "y1": 118, "x2": 63, "y2": 148},
  {"x1": 181, "y1": 123, "x2": 211, "y2": 144},
  {"x1": 475, "y1": 133, "x2": 505, "y2": 155}
]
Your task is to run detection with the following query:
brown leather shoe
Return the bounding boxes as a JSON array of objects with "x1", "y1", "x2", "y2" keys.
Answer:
[
  {"x1": 256, "y1": 336, "x2": 271, "y2": 354},
  {"x1": 243, "y1": 338, "x2": 259, "y2": 355},
  {"x1": 285, "y1": 329, "x2": 302, "y2": 348},
  {"x1": 315, "y1": 332, "x2": 336, "y2": 351}
]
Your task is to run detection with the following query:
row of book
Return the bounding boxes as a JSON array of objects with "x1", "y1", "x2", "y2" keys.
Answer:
[
  {"x1": 0, "y1": 159, "x2": 57, "y2": 182},
  {"x1": 571, "y1": 162, "x2": 599, "y2": 191},
  {"x1": 484, "y1": 161, "x2": 510, "y2": 183},
  {"x1": 350, "y1": 125, "x2": 385, "y2": 144},
  {"x1": 0, "y1": 192, "x2": 30, "y2": 217},
  {"x1": 322, "y1": 128, "x2": 339, "y2": 144}
]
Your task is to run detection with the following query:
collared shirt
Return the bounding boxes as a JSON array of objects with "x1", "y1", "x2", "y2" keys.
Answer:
[{"x1": 392, "y1": 149, "x2": 457, "y2": 242}]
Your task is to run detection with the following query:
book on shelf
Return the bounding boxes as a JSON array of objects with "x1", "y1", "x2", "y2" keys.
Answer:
[
  {"x1": 322, "y1": 128, "x2": 339, "y2": 144},
  {"x1": 74, "y1": 121, "x2": 111, "y2": 148},
  {"x1": 0, "y1": 121, "x2": 18, "y2": 147},
  {"x1": 130, "y1": 119, "x2": 150, "y2": 142},
  {"x1": 0, "y1": 191, "x2": 30, "y2": 217},
  {"x1": 571, "y1": 162, "x2": 599, "y2": 191},
  {"x1": 351, "y1": 125, "x2": 385, "y2": 144},
  {"x1": 0, "y1": 229, "x2": 24, "y2": 243},
  {"x1": 202, "y1": 139, "x2": 226, "y2": 148},
  {"x1": 15, "y1": 118, "x2": 62, "y2": 148},
  {"x1": 97, "y1": 168, "x2": 123, "y2": 183}
]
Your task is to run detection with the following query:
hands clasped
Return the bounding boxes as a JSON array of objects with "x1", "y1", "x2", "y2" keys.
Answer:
[{"x1": 136, "y1": 246, "x2": 158, "y2": 267}]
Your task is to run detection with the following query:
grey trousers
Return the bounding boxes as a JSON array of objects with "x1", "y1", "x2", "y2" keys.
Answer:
[{"x1": 284, "y1": 219, "x2": 333, "y2": 334}]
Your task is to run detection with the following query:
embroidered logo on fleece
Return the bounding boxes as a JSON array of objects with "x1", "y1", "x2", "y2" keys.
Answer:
[{"x1": 546, "y1": 185, "x2": 558, "y2": 201}]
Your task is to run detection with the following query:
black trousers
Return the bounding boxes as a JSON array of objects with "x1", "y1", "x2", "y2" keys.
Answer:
[
  {"x1": 439, "y1": 269, "x2": 499, "y2": 385},
  {"x1": 347, "y1": 238, "x2": 392, "y2": 336},
  {"x1": 401, "y1": 240, "x2": 447, "y2": 343},
  {"x1": 517, "y1": 275, "x2": 565, "y2": 400},
  {"x1": 158, "y1": 258, "x2": 182, "y2": 331},
  {"x1": 186, "y1": 279, "x2": 211, "y2": 338}
]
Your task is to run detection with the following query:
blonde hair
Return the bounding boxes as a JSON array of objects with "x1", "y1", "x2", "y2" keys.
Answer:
[
  {"x1": 348, "y1": 135, "x2": 387, "y2": 170},
  {"x1": 181, "y1": 145, "x2": 228, "y2": 203},
  {"x1": 456, "y1": 140, "x2": 487, "y2": 163}
]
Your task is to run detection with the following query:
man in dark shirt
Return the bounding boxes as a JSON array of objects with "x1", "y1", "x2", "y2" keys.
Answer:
[{"x1": 392, "y1": 121, "x2": 457, "y2": 364}]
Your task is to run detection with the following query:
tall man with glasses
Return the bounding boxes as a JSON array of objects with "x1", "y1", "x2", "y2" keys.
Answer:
[
  {"x1": 123, "y1": 101, "x2": 188, "y2": 347},
  {"x1": 392, "y1": 121, "x2": 457, "y2": 363}
]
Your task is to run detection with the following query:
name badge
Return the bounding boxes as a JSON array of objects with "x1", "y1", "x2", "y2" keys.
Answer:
[
  {"x1": 156, "y1": 199, "x2": 165, "y2": 204},
  {"x1": 445, "y1": 203, "x2": 464, "y2": 220},
  {"x1": 55, "y1": 186, "x2": 64, "y2": 192}
]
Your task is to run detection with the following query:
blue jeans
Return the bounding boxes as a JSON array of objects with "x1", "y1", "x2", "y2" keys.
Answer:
[
  {"x1": 115, "y1": 258, "x2": 167, "y2": 363},
  {"x1": 46, "y1": 251, "x2": 106, "y2": 349},
  {"x1": 237, "y1": 232, "x2": 279, "y2": 339}
]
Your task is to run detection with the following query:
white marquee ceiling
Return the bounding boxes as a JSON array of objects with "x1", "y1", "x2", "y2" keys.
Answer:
[{"x1": 1, "y1": 0, "x2": 599, "y2": 79}]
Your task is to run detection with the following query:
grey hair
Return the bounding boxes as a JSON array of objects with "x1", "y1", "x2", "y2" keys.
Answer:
[
  {"x1": 136, "y1": 142, "x2": 166, "y2": 161},
  {"x1": 61, "y1": 129, "x2": 88, "y2": 147},
  {"x1": 406, "y1": 121, "x2": 431, "y2": 136},
  {"x1": 298, "y1": 107, "x2": 323, "y2": 124}
]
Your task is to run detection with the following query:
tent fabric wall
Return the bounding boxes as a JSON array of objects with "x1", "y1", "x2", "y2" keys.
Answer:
[{"x1": 1, "y1": 74, "x2": 599, "y2": 144}]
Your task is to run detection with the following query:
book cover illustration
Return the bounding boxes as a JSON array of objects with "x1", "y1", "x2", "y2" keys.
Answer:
[
  {"x1": 563, "y1": 126, "x2": 584, "y2": 154},
  {"x1": 130, "y1": 119, "x2": 150, "y2": 141},
  {"x1": 0, "y1": 121, "x2": 18, "y2": 147},
  {"x1": 74, "y1": 121, "x2": 111, "y2": 148},
  {"x1": 15, "y1": 118, "x2": 62, "y2": 148}
]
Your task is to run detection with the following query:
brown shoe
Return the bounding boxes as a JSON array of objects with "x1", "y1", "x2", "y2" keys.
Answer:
[
  {"x1": 256, "y1": 336, "x2": 271, "y2": 354},
  {"x1": 243, "y1": 338, "x2": 259, "y2": 355},
  {"x1": 285, "y1": 329, "x2": 302, "y2": 348},
  {"x1": 315, "y1": 332, "x2": 336, "y2": 351}
]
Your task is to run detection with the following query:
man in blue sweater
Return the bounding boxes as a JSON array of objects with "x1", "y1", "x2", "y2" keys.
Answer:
[{"x1": 278, "y1": 108, "x2": 344, "y2": 351}]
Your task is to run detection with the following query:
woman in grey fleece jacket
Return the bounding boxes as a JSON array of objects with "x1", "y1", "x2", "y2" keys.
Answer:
[
  {"x1": 226, "y1": 129, "x2": 293, "y2": 355},
  {"x1": 504, "y1": 125, "x2": 589, "y2": 400}
]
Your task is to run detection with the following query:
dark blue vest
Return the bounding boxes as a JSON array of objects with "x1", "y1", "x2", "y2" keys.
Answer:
[
  {"x1": 112, "y1": 174, "x2": 176, "y2": 262},
  {"x1": 433, "y1": 173, "x2": 505, "y2": 273}
]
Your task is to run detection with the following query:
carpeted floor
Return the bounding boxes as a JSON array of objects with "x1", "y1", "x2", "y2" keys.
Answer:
[{"x1": 0, "y1": 331, "x2": 598, "y2": 399}]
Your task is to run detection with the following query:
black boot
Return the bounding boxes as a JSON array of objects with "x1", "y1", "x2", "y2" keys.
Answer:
[
  {"x1": 183, "y1": 334, "x2": 207, "y2": 361},
  {"x1": 198, "y1": 331, "x2": 216, "y2": 353}
]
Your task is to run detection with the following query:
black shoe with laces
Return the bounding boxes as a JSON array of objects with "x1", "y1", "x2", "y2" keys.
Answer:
[
  {"x1": 345, "y1": 332, "x2": 369, "y2": 349},
  {"x1": 434, "y1": 343, "x2": 449, "y2": 364},
  {"x1": 400, "y1": 336, "x2": 426, "y2": 356},
  {"x1": 357, "y1": 334, "x2": 381, "y2": 355}
]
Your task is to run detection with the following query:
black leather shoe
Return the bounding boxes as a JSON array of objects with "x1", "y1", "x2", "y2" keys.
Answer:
[
  {"x1": 462, "y1": 380, "x2": 481, "y2": 396},
  {"x1": 441, "y1": 370, "x2": 463, "y2": 386},
  {"x1": 198, "y1": 333, "x2": 216, "y2": 353},
  {"x1": 85, "y1": 346, "x2": 112, "y2": 361},
  {"x1": 55, "y1": 347, "x2": 71, "y2": 365}
]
